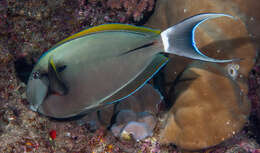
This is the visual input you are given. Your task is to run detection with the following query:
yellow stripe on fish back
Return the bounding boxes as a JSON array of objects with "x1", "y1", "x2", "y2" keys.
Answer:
[{"x1": 57, "y1": 24, "x2": 161, "y2": 45}]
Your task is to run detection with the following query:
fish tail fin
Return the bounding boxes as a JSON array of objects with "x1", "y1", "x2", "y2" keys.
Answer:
[{"x1": 161, "y1": 13, "x2": 240, "y2": 63}]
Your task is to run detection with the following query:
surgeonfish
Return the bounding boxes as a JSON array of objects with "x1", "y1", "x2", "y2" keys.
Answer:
[{"x1": 26, "y1": 13, "x2": 239, "y2": 119}]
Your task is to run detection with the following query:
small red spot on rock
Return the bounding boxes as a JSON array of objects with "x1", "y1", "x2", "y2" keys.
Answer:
[{"x1": 49, "y1": 130, "x2": 57, "y2": 140}]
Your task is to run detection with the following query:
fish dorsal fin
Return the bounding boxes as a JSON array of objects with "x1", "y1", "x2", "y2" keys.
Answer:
[
  {"x1": 41, "y1": 24, "x2": 161, "y2": 59},
  {"x1": 56, "y1": 24, "x2": 161, "y2": 46},
  {"x1": 99, "y1": 54, "x2": 169, "y2": 106}
]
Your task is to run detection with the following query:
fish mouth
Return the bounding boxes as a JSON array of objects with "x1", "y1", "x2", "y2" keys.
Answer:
[{"x1": 30, "y1": 103, "x2": 40, "y2": 112}]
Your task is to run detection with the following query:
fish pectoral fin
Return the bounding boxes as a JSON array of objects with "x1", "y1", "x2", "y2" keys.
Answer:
[{"x1": 48, "y1": 56, "x2": 68, "y2": 95}]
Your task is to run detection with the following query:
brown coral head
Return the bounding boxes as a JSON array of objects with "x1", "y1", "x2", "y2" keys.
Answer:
[{"x1": 158, "y1": 62, "x2": 251, "y2": 151}]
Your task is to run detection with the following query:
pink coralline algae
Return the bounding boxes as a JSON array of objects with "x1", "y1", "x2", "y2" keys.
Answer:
[
  {"x1": 238, "y1": 140, "x2": 260, "y2": 153},
  {"x1": 248, "y1": 63, "x2": 260, "y2": 116},
  {"x1": 76, "y1": 0, "x2": 155, "y2": 25},
  {"x1": 224, "y1": 137, "x2": 260, "y2": 153},
  {"x1": 254, "y1": 149, "x2": 260, "y2": 153},
  {"x1": 248, "y1": 62, "x2": 260, "y2": 147},
  {"x1": 107, "y1": 0, "x2": 155, "y2": 22}
]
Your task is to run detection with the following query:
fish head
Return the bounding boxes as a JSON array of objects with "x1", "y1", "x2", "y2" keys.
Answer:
[
  {"x1": 26, "y1": 53, "x2": 68, "y2": 115},
  {"x1": 26, "y1": 64, "x2": 49, "y2": 112}
]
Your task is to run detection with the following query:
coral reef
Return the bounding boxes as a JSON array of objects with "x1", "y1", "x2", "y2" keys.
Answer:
[
  {"x1": 222, "y1": 135, "x2": 260, "y2": 153},
  {"x1": 146, "y1": 0, "x2": 260, "y2": 151},
  {"x1": 76, "y1": 0, "x2": 155, "y2": 25},
  {"x1": 248, "y1": 60, "x2": 260, "y2": 144},
  {"x1": 158, "y1": 62, "x2": 251, "y2": 150},
  {"x1": 106, "y1": 0, "x2": 155, "y2": 22},
  {"x1": 1, "y1": 0, "x2": 260, "y2": 152},
  {"x1": 248, "y1": 61, "x2": 260, "y2": 117},
  {"x1": 146, "y1": 0, "x2": 256, "y2": 94}
]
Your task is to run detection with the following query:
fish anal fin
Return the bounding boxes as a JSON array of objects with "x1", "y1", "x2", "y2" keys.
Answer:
[{"x1": 100, "y1": 54, "x2": 169, "y2": 106}]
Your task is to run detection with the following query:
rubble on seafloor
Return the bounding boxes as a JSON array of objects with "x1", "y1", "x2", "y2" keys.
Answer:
[{"x1": 0, "y1": 0, "x2": 260, "y2": 152}]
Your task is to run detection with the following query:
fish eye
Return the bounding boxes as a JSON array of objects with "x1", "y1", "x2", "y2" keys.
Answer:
[{"x1": 32, "y1": 71, "x2": 41, "y2": 79}]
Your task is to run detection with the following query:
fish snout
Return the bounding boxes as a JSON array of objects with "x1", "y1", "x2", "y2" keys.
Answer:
[{"x1": 26, "y1": 73, "x2": 49, "y2": 112}]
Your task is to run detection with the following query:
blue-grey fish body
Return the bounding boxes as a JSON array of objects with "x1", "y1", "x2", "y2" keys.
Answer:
[{"x1": 27, "y1": 13, "x2": 239, "y2": 118}]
